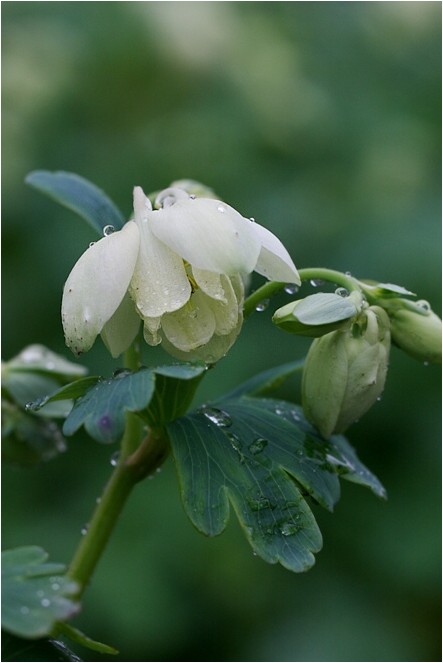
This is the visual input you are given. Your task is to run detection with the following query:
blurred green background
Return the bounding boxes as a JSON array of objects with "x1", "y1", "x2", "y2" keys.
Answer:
[{"x1": 2, "y1": 2, "x2": 441, "y2": 661}]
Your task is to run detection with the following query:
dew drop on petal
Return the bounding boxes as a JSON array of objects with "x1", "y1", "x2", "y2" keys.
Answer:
[
  {"x1": 335, "y1": 287, "x2": 349, "y2": 297},
  {"x1": 103, "y1": 225, "x2": 115, "y2": 237},
  {"x1": 217, "y1": 205, "x2": 225, "y2": 213},
  {"x1": 280, "y1": 521, "x2": 299, "y2": 536},
  {"x1": 249, "y1": 217, "x2": 255, "y2": 222},
  {"x1": 89, "y1": 242, "x2": 96, "y2": 248}
]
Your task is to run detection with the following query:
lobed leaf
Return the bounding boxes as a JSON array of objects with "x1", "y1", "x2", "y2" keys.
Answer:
[
  {"x1": 168, "y1": 395, "x2": 386, "y2": 572},
  {"x1": 1, "y1": 547, "x2": 79, "y2": 639}
]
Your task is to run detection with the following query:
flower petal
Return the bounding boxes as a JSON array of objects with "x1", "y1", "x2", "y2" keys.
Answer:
[
  {"x1": 149, "y1": 197, "x2": 261, "y2": 275},
  {"x1": 252, "y1": 222, "x2": 300, "y2": 283},
  {"x1": 101, "y1": 292, "x2": 141, "y2": 358},
  {"x1": 192, "y1": 268, "x2": 226, "y2": 302},
  {"x1": 161, "y1": 290, "x2": 216, "y2": 352},
  {"x1": 62, "y1": 221, "x2": 140, "y2": 355},
  {"x1": 130, "y1": 188, "x2": 191, "y2": 317},
  {"x1": 204, "y1": 276, "x2": 239, "y2": 335},
  {"x1": 143, "y1": 316, "x2": 162, "y2": 347}
]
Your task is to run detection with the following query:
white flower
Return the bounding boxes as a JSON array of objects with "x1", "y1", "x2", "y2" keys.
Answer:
[{"x1": 62, "y1": 186, "x2": 299, "y2": 362}]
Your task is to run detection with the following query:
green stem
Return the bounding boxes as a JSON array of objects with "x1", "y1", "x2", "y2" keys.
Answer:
[
  {"x1": 67, "y1": 341, "x2": 168, "y2": 596},
  {"x1": 67, "y1": 426, "x2": 168, "y2": 595},
  {"x1": 243, "y1": 268, "x2": 361, "y2": 318}
]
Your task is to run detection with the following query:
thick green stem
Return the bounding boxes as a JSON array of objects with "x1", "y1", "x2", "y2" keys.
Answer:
[{"x1": 243, "y1": 268, "x2": 362, "y2": 318}]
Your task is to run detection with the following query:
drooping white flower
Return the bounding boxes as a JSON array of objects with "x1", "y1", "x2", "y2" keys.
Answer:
[{"x1": 61, "y1": 186, "x2": 299, "y2": 362}]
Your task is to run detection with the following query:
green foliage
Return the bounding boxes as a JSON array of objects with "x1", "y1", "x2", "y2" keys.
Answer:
[
  {"x1": 1, "y1": 547, "x2": 79, "y2": 639},
  {"x1": 25, "y1": 171, "x2": 125, "y2": 236},
  {"x1": 168, "y1": 367, "x2": 385, "y2": 573},
  {"x1": 29, "y1": 364, "x2": 207, "y2": 443},
  {"x1": 2, "y1": 634, "x2": 82, "y2": 662}
]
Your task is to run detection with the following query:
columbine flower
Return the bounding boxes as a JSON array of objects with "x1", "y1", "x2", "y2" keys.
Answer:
[{"x1": 62, "y1": 186, "x2": 299, "y2": 362}]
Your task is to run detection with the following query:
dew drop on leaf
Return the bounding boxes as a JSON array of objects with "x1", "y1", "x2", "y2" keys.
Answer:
[
  {"x1": 248, "y1": 438, "x2": 268, "y2": 455},
  {"x1": 284, "y1": 283, "x2": 299, "y2": 295},
  {"x1": 255, "y1": 299, "x2": 270, "y2": 312},
  {"x1": 201, "y1": 406, "x2": 232, "y2": 427},
  {"x1": 103, "y1": 225, "x2": 115, "y2": 236}
]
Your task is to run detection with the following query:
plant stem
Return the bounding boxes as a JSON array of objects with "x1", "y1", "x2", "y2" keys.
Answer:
[
  {"x1": 67, "y1": 340, "x2": 168, "y2": 596},
  {"x1": 67, "y1": 425, "x2": 168, "y2": 596},
  {"x1": 243, "y1": 268, "x2": 361, "y2": 318}
]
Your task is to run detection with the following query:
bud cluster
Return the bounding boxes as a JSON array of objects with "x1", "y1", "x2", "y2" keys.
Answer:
[{"x1": 273, "y1": 278, "x2": 441, "y2": 438}]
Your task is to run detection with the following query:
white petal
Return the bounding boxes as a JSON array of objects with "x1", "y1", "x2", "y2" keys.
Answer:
[
  {"x1": 204, "y1": 276, "x2": 239, "y2": 335},
  {"x1": 149, "y1": 198, "x2": 261, "y2": 275},
  {"x1": 130, "y1": 207, "x2": 191, "y2": 318},
  {"x1": 133, "y1": 186, "x2": 152, "y2": 216},
  {"x1": 161, "y1": 290, "x2": 216, "y2": 352},
  {"x1": 252, "y1": 222, "x2": 300, "y2": 284},
  {"x1": 143, "y1": 316, "x2": 162, "y2": 347},
  {"x1": 192, "y1": 267, "x2": 226, "y2": 302},
  {"x1": 62, "y1": 221, "x2": 140, "y2": 355},
  {"x1": 101, "y1": 292, "x2": 141, "y2": 358}
]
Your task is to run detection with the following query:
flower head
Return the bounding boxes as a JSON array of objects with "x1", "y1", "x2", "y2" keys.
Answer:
[{"x1": 62, "y1": 186, "x2": 299, "y2": 362}]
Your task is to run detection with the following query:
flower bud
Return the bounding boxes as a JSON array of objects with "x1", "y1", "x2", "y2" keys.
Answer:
[
  {"x1": 302, "y1": 306, "x2": 391, "y2": 438},
  {"x1": 273, "y1": 292, "x2": 360, "y2": 337},
  {"x1": 382, "y1": 299, "x2": 441, "y2": 364}
]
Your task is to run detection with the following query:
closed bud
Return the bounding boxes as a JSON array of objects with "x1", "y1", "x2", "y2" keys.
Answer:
[
  {"x1": 382, "y1": 299, "x2": 441, "y2": 364},
  {"x1": 272, "y1": 292, "x2": 360, "y2": 338},
  {"x1": 302, "y1": 306, "x2": 391, "y2": 438}
]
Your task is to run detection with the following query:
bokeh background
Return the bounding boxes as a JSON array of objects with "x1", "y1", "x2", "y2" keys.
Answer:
[{"x1": 2, "y1": 2, "x2": 441, "y2": 661}]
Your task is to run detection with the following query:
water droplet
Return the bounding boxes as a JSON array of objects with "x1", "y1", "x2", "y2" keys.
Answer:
[
  {"x1": 249, "y1": 217, "x2": 255, "y2": 222},
  {"x1": 255, "y1": 299, "x2": 270, "y2": 312},
  {"x1": 201, "y1": 406, "x2": 232, "y2": 427},
  {"x1": 112, "y1": 368, "x2": 131, "y2": 379},
  {"x1": 103, "y1": 225, "x2": 115, "y2": 236},
  {"x1": 335, "y1": 287, "x2": 349, "y2": 297},
  {"x1": 284, "y1": 283, "x2": 299, "y2": 295},
  {"x1": 189, "y1": 194, "x2": 196, "y2": 200},
  {"x1": 280, "y1": 521, "x2": 299, "y2": 536},
  {"x1": 345, "y1": 271, "x2": 352, "y2": 277},
  {"x1": 110, "y1": 451, "x2": 120, "y2": 467},
  {"x1": 248, "y1": 438, "x2": 268, "y2": 454},
  {"x1": 248, "y1": 496, "x2": 273, "y2": 511},
  {"x1": 226, "y1": 432, "x2": 245, "y2": 463},
  {"x1": 417, "y1": 300, "x2": 431, "y2": 311},
  {"x1": 423, "y1": 361, "x2": 429, "y2": 366},
  {"x1": 96, "y1": 496, "x2": 102, "y2": 504},
  {"x1": 217, "y1": 205, "x2": 225, "y2": 213},
  {"x1": 41, "y1": 598, "x2": 51, "y2": 608},
  {"x1": 51, "y1": 582, "x2": 60, "y2": 591},
  {"x1": 155, "y1": 466, "x2": 162, "y2": 474},
  {"x1": 89, "y1": 241, "x2": 96, "y2": 248},
  {"x1": 36, "y1": 590, "x2": 45, "y2": 598},
  {"x1": 20, "y1": 606, "x2": 30, "y2": 615},
  {"x1": 310, "y1": 279, "x2": 324, "y2": 287},
  {"x1": 81, "y1": 525, "x2": 89, "y2": 536},
  {"x1": 376, "y1": 396, "x2": 382, "y2": 402}
]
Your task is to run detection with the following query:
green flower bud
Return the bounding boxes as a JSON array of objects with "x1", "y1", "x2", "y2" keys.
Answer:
[
  {"x1": 302, "y1": 306, "x2": 391, "y2": 439},
  {"x1": 381, "y1": 299, "x2": 441, "y2": 364},
  {"x1": 273, "y1": 292, "x2": 360, "y2": 338}
]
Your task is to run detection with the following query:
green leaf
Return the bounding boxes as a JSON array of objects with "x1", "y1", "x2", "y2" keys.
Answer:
[
  {"x1": 25, "y1": 171, "x2": 125, "y2": 235},
  {"x1": 55, "y1": 623, "x2": 118, "y2": 656},
  {"x1": 223, "y1": 359, "x2": 304, "y2": 399},
  {"x1": 146, "y1": 363, "x2": 208, "y2": 425},
  {"x1": 24, "y1": 377, "x2": 101, "y2": 414},
  {"x1": 2, "y1": 373, "x2": 73, "y2": 419},
  {"x1": 168, "y1": 395, "x2": 385, "y2": 572},
  {"x1": 6, "y1": 345, "x2": 87, "y2": 381},
  {"x1": 1, "y1": 633, "x2": 82, "y2": 662},
  {"x1": 1, "y1": 547, "x2": 79, "y2": 639},
  {"x1": 63, "y1": 369, "x2": 155, "y2": 443},
  {"x1": 2, "y1": 401, "x2": 67, "y2": 466}
]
